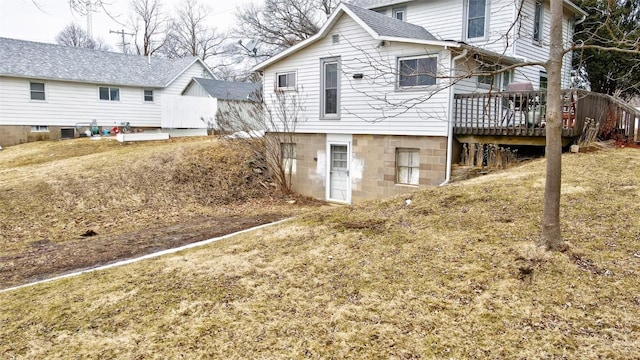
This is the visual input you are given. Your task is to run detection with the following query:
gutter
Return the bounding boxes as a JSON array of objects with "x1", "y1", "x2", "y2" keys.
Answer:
[{"x1": 439, "y1": 48, "x2": 468, "y2": 187}]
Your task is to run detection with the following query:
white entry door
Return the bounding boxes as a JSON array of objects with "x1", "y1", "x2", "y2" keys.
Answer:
[{"x1": 328, "y1": 143, "x2": 350, "y2": 203}]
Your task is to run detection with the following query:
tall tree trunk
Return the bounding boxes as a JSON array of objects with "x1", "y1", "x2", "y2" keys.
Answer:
[{"x1": 541, "y1": 0, "x2": 565, "y2": 251}]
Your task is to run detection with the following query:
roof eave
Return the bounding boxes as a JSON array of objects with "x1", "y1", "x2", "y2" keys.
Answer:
[
  {"x1": 0, "y1": 73, "x2": 165, "y2": 88},
  {"x1": 378, "y1": 36, "x2": 460, "y2": 48},
  {"x1": 563, "y1": 0, "x2": 588, "y2": 17}
]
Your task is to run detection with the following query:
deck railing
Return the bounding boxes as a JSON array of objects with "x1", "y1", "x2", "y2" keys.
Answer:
[{"x1": 453, "y1": 89, "x2": 639, "y2": 141}]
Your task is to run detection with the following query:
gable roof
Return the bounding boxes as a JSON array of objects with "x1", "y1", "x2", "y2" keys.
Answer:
[
  {"x1": 0, "y1": 37, "x2": 214, "y2": 88},
  {"x1": 346, "y1": 0, "x2": 588, "y2": 17},
  {"x1": 186, "y1": 78, "x2": 261, "y2": 101},
  {"x1": 253, "y1": 3, "x2": 459, "y2": 71}
]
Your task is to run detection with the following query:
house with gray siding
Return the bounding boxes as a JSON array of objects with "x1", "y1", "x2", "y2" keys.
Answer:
[
  {"x1": 253, "y1": 1, "x2": 587, "y2": 204},
  {"x1": 0, "y1": 37, "x2": 215, "y2": 147}
]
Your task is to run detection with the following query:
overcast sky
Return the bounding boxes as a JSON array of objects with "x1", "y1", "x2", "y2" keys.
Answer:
[{"x1": 0, "y1": 0, "x2": 255, "y2": 50}]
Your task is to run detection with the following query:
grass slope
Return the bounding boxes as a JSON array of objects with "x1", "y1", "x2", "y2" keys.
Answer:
[{"x1": 1, "y1": 148, "x2": 639, "y2": 358}]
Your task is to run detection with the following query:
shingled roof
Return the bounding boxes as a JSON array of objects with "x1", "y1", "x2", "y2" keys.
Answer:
[
  {"x1": 0, "y1": 37, "x2": 208, "y2": 88},
  {"x1": 342, "y1": 2, "x2": 438, "y2": 41},
  {"x1": 189, "y1": 78, "x2": 261, "y2": 101}
]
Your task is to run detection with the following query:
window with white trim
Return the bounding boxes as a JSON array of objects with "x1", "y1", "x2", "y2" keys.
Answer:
[
  {"x1": 396, "y1": 148, "x2": 420, "y2": 185},
  {"x1": 398, "y1": 56, "x2": 437, "y2": 88},
  {"x1": 392, "y1": 7, "x2": 406, "y2": 21},
  {"x1": 276, "y1": 72, "x2": 296, "y2": 91},
  {"x1": 321, "y1": 57, "x2": 340, "y2": 118},
  {"x1": 533, "y1": 1, "x2": 544, "y2": 42},
  {"x1": 281, "y1": 143, "x2": 297, "y2": 174},
  {"x1": 465, "y1": 0, "x2": 488, "y2": 40},
  {"x1": 144, "y1": 89, "x2": 154, "y2": 102},
  {"x1": 30, "y1": 82, "x2": 46, "y2": 101},
  {"x1": 99, "y1": 86, "x2": 120, "y2": 101},
  {"x1": 31, "y1": 125, "x2": 49, "y2": 132}
]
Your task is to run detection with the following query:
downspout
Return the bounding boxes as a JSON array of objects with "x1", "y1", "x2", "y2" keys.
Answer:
[{"x1": 439, "y1": 48, "x2": 468, "y2": 187}]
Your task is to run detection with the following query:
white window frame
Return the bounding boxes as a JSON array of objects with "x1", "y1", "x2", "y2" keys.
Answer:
[
  {"x1": 29, "y1": 82, "x2": 46, "y2": 101},
  {"x1": 321, "y1": 57, "x2": 340, "y2": 119},
  {"x1": 464, "y1": 0, "x2": 489, "y2": 41},
  {"x1": 31, "y1": 125, "x2": 49, "y2": 133},
  {"x1": 281, "y1": 142, "x2": 297, "y2": 174},
  {"x1": 99, "y1": 86, "x2": 120, "y2": 101},
  {"x1": 397, "y1": 55, "x2": 438, "y2": 89},
  {"x1": 533, "y1": 1, "x2": 544, "y2": 43},
  {"x1": 396, "y1": 148, "x2": 420, "y2": 185},
  {"x1": 392, "y1": 7, "x2": 406, "y2": 21},
  {"x1": 275, "y1": 72, "x2": 296, "y2": 91},
  {"x1": 143, "y1": 89, "x2": 154, "y2": 102}
]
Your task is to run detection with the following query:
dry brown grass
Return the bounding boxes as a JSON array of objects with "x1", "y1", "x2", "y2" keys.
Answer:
[
  {"x1": 0, "y1": 137, "x2": 320, "y2": 287},
  {"x1": 1, "y1": 147, "x2": 639, "y2": 358}
]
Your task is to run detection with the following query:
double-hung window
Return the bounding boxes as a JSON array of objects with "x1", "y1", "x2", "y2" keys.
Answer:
[
  {"x1": 144, "y1": 89, "x2": 154, "y2": 102},
  {"x1": 465, "y1": 0, "x2": 488, "y2": 40},
  {"x1": 99, "y1": 86, "x2": 120, "y2": 101},
  {"x1": 398, "y1": 56, "x2": 437, "y2": 88},
  {"x1": 30, "y1": 82, "x2": 46, "y2": 101},
  {"x1": 276, "y1": 72, "x2": 296, "y2": 91},
  {"x1": 321, "y1": 57, "x2": 340, "y2": 118},
  {"x1": 396, "y1": 148, "x2": 420, "y2": 185},
  {"x1": 533, "y1": 1, "x2": 544, "y2": 43}
]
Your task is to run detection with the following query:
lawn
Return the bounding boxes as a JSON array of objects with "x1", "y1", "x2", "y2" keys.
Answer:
[
  {"x1": 0, "y1": 137, "x2": 321, "y2": 288},
  {"x1": 1, "y1": 145, "x2": 639, "y2": 358}
]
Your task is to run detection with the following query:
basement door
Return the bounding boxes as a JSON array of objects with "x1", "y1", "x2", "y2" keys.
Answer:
[{"x1": 327, "y1": 142, "x2": 351, "y2": 203}]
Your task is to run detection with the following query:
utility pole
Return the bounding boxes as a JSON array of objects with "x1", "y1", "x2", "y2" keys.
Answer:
[{"x1": 110, "y1": 29, "x2": 134, "y2": 53}]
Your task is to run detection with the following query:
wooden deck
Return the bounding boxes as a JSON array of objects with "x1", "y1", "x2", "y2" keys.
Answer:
[{"x1": 453, "y1": 89, "x2": 639, "y2": 146}]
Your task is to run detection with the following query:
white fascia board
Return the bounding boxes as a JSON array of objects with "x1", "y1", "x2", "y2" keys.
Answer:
[
  {"x1": 378, "y1": 36, "x2": 461, "y2": 48},
  {"x1": 253, "y1": 4, "x2": 349, "y2": 71},
  {"x1": 562, "y1": 0, "x2": 588, "y2": 17},
  {"x1": 0, "y1": 74, "x2": 163, "y2": 88}
]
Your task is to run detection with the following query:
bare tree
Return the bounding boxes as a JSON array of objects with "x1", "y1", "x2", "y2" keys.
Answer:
[
  {"x1": 56, "y1": 22, "x2": 111, "y2": 50},
  {"x1": 217, "y1": 89, "x2": 307, "y2": 192},
  {"x1": 235, "y1": 0, "x2": 338, "y2": 57},
  {"x1": 129, "y1": 0, "x2": 168, "y2": 56},
  {"x1": 161, "y1": 0, "x2": 226, "y2": 61}
]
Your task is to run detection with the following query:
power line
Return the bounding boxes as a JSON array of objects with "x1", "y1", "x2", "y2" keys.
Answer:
[{"x1": 109, "y1": 29, "x2": 134, "y2": 53}]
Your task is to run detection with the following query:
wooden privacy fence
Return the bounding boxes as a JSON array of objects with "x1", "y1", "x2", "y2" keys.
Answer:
[{"x1": 454, "y1": 89, "x2": 639, "y2": 142}]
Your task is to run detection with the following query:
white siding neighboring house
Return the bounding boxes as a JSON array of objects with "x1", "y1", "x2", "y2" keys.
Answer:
[
  {"x1": 253, "y1": 1, "x2": 587, "y2": 204},
  {"x1": 0, "y1": 37, "x2": 215, "y2": 147},
  {"x1": 182, "y1": 78, "x2": 262, "y2": 132}
]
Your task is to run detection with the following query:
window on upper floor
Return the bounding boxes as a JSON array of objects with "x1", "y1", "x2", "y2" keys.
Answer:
[
  {"x1": 392, "y1": 7, "x2": 406, "y2": 21},
  {"x1": 398, "y1": 55, "x2": 437, "y2": 88},
  {"x1": 396, "y1": 148, "x2": 420, "y2": 185},
  {"x1": 30, "y1": 82, "x2": 46, "y2": 101},
  {"x1": 99, "y1": 86, "x2": 120, "y2": 101},
  {"x1": 321, "y1": 57, "x2": 340, "y2": 118},
  {"x1": 465, "y1": 0, "x2": 488, "y2": 40},
  {"x1": 144, "y1": 89, "x2": 154, "y2": 102},
  {"x1": 276, "y1": 72, "x2": 296, "y2": 91},
  {"x1": 533, "y1": 1, "x2": 544, "y2": 43}
]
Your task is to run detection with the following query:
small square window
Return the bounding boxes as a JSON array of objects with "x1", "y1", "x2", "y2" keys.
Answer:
[
  {"x1": 276, "y1": 72, "x2": 296, "y2": 91},
  {"x1": 396, "y1": 148, "x2": 420, "y2": 185},
  {"x1": 99, "y1": 86, "x2": 120, "y2": 101},
  {"x1": 144, "y1": 89, "x2": 154, "y2": 102},
  {"x1": 392, "y1": 7, "x2": 406, "y2": 21},
  {"x1": 30, "y1": 82, "x2": 46, "y2": 101}
]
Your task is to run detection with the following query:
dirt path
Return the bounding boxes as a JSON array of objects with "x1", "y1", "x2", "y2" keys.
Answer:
[{"x1": 0, "y1": 213, "x2": 287, "y2": 289}]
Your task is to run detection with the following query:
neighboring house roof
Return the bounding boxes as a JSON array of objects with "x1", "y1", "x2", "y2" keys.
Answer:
[
  {"x1": 186, "y1": 78, "x2": 261, "y2": 101},
  {"x1": 254, "y1": 3, "x2": 459, "y2": 71},
  {"x1": 0, "y1": 37, "x2": 214, "y2": 88},
  {"x1": 346, "y1": 0, "x2": 588, "y2": 17}
]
